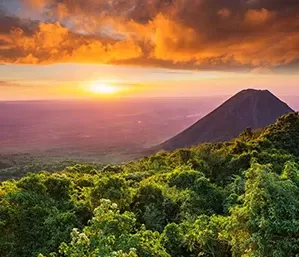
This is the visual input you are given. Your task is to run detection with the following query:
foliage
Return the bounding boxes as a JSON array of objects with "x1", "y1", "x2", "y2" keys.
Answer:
[{"x1": 1, "y1": 112, "x2": 299, "y2": 257}]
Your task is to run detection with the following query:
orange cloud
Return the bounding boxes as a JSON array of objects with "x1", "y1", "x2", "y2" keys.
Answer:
[
  {"x1": 24, "y1": 0, "x2": 51, "y2": 9},
  {"x1": 218, "y1": 8, "x2": 232, "y2": 18},
  {"x1": 244, "y1": 8, "x2": 276, "y2": 25},
  {"x1": 0, "y1": 21, "x2": 143, "y2": 64},
  {"x1": 150, "y1": 14, "x2": 200, "y2": 62},
  {"x1": 1, "y1": 0, "x2": 299, "y2": 71}
]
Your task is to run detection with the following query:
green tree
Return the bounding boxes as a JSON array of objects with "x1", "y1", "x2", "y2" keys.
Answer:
[
  {"x1": 90, "y1": 175, "x2": 131, "y2": 210},
  {"x1": 0, "y1": 174, "x2": 83, "y2": 257},
  {"x1": 45, "y1": 199, "x2": 169, "y2": 257},
  {"x1": 228, "y1": 163, "x2": 299, "y2": 257}
]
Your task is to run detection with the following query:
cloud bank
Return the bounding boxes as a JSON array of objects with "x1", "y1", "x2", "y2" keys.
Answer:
[{"x1": 0, "y1": 0, "x2": 299, "y2": 71}]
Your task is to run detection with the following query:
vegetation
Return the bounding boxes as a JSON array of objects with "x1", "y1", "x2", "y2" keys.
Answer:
[{"x1": 1, "y1": 112, "x2": 299, "y2": 257}]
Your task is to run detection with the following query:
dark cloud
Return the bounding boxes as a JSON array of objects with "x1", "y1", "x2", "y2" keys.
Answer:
[
  {"x1": 0, "y1": 9, "x2": 38, "y2": 35},
  {"x1": 245, "y1": 0, "x2": 299, "y2": 10},
  {"x1": 0, "y1": 0, "x2": 299, "y2": 71}
]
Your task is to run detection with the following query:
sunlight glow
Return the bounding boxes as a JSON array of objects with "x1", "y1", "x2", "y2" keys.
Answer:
[{"x1": 89, "y1": 82, "x2": 120, "y2": 95}]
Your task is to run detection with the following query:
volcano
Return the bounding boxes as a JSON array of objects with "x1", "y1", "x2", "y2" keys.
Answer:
[{"x1": 160, "y1": 89, "x2": 294, "y2": 150}]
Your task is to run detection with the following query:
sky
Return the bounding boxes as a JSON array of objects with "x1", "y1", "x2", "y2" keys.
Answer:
[{"x1": 0, "y1": 0, "x2": 299, "y2": 100}]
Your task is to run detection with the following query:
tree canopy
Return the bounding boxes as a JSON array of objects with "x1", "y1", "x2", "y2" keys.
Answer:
[{"x1": 1, "y1": 112, "x2": 299, "y2": 257}]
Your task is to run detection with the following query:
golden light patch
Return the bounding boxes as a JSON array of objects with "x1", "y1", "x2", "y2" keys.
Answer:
[{"x1": 89, "y1": 82, "x2": 120, "y2": 95}]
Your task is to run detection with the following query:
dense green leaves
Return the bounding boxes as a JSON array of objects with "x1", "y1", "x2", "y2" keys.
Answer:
[
  {"x1": 1, "y1": 112, "x2": 299, "y2": 257},
  {"x1": 0, "y1": 174, "x2": 85, "y2": 257}
]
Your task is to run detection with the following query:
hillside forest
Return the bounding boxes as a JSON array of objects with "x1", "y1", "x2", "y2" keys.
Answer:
[{"x1": 1, "y1": 112, "x2": 299, "y2": 257}]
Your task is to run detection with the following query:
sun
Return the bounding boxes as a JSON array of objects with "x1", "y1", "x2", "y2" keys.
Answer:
[{"x1": 89, "y1": 82, "x2": 119, "y2": 95}]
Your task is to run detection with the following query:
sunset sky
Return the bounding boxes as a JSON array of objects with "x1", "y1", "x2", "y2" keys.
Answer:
[{"x1": 1, "y1": 0, "x2": 299, "y2": 100}]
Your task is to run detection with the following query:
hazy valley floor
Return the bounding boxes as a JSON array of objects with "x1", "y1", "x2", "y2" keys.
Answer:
[
  {"x1": 0, "y1": 97, "x2": 226, "y2": 160},
  {"x1": 1, "y1": 95, "x2": 298, "y2": 180}
]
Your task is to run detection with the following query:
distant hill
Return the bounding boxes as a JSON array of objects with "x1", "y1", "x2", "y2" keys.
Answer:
[{"x1": 160, "y1": 89, "x2": 294, "y2": 150}]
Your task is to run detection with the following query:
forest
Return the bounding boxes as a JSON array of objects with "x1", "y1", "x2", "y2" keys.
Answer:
[{"x1": 1, "y1": 112, "x2": 299, "y2": 257}]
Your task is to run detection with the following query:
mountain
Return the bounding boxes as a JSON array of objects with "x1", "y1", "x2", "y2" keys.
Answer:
[{"x1": 160, "y1": 89, "x2": 294, "y2": 150}]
